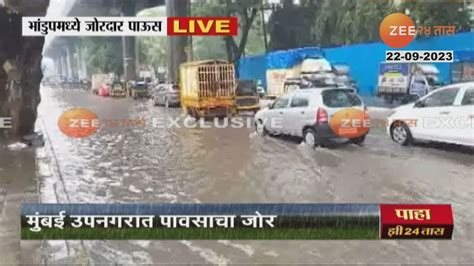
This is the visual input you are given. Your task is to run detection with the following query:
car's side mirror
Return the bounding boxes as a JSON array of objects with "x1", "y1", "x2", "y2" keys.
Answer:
[
  {"x1": 414, "y1": 100, "x2": 425, "y2": 108},
  {"x1": 267, "y1": 103, "x2": 273, "y2": 109}
]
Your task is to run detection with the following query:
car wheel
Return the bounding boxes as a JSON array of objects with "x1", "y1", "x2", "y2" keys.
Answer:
[
  {"x1": 303, "y1": 127, "x2": 317, "y2": 147},
  {"x1": 350, "y1": 135, "x2": 366, "y2": 145},
  {"x1": 255, "y1": 120, "x2": 268, "y2": 136},
  {"x1": 390, "y1": 122, "x2": 412, "y2": 146}
]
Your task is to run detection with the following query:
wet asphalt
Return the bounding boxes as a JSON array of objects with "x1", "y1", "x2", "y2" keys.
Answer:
[{"x1": 20, "y1": 87, "x2": 474, "y2": 263}]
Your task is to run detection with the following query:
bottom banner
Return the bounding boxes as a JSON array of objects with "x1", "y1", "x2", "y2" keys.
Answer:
[
  {"x1": 21, "y1": 203, "x2": 453, "y2": 240},
  {"x1": 22, "y1": 204, "x2": 379, "y2": 240},
  {"x1": 380, "y1": 204, "x2": 453, "y2": 239}
]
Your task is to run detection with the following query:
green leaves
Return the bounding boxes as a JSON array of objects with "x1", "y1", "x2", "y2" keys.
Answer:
[
  {"x1": 192, "y1": 0, "x2": 264, "y2": 62},
  {"x1": 401, "y1": 1, "x2": 470, "y2": 32},
  {"x1": 81, "y1": 37, "x2": 123, "y2": 76},
  {"x1": 268, "y1": 0, "x2": 468, "y2": 50}
]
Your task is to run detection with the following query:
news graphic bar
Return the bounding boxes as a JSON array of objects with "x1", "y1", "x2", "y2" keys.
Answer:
[
  {"x1": 21, "y1": 204, "x2": 379, "y2": 240},
  {"x1": 22, "y1": 17, "x2": 238, "y2": 36},
  {"x1": 167, "y1": 17, "x2": 238, "y2": 36},
  {"x1": 21, "y1": 204, "x2": 453, "y2": 240},
  {"x1": 22, "y1": 17, "x2": 167, "y2": 36},
  {"x1": 380, "y1": 204, "x2": 453, "y2": 239},
  {"x1": 385, "y1": 50, "x2": 454, "y2": 63}
]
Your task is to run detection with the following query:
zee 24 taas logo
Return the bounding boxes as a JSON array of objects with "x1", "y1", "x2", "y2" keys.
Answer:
[{"x1": 379, "y1": 13, "x2": 457, "y2": 48}]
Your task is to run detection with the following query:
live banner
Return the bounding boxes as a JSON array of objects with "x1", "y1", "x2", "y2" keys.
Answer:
[{"x1": 21, "y1": 203, "x2": 453, "y2": 240}]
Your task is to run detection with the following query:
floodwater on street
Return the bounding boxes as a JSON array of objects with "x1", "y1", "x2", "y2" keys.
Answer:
[{"x1": 25, "y1": 86, "x2": 474, "y2": 264}]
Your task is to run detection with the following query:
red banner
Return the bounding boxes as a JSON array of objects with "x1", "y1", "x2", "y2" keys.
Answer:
[
  {"x1": 380, "y1": 204, "x2": 453, "y2": 239},
  {"x1": 167, "y1": 17, "x2": 238, "y2": 36}
]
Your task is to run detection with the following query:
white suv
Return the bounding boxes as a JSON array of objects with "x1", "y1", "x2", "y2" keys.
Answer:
[{"x1": 254, "y1": 88, "x2": 368, "y2": 146}]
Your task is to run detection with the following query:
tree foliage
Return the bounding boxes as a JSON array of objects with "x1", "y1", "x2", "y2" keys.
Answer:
[
  {"x1": 80, "y1": 37, "x2": 123, "y2": 75},
  {"x1": 137, "y1": 7, "x2": 167, "y2": 71},
  {"x1": 400, "y1": 1, "x2": 471, "y2": 32},
  {"x1": 268, "y1": 0, "x2": 315, "y2": 50},
  {"x1": 192, "y1": 0, "x2": 264, "y2": 62},
  {"x1": 88, "y1": 0, "x2": 471, "y2": 76},
  {"x1": 268, "y1": 0, "x2": 470, "y2": 50}
]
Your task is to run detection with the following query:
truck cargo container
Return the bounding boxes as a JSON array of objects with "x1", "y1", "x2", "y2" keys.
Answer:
[{"x1": 180, "y1": 60, "x2": 236, "y2": 119}]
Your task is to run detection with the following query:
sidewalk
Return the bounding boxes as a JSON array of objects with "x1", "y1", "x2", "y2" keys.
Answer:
[{"x1": 0, "y1": 141, "x2": 42, "y2": 264}]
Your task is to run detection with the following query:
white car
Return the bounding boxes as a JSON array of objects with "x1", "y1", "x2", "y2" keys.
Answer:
[
  {"x1": 254, "y1": 88, "x2": 368, "y2": 146},
  {"x1": 387, "y1": 82, "x2": 474, "y2": 147}
]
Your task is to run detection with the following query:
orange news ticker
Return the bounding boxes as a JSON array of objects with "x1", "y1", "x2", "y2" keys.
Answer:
[{"x1": 167, "y1": 17, "x2": 238, "y2": 36}]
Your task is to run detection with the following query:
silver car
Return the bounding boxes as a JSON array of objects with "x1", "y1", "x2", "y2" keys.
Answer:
[
  {"x1": 152, "y1": 84, "x2": 180, "y2": 107},
  {"x1": 254, "y1": 88, "x2": 368, "y2": 146}
]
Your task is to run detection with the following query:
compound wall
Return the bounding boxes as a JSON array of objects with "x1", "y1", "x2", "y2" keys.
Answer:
[{"x1": 239, "y1": 32, "x2": 474, "y2": 96}]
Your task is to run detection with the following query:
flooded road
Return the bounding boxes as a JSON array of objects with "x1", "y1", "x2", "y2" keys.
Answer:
[{"x1": 33, "y1": 87, "x2": 473, "y2": 264}]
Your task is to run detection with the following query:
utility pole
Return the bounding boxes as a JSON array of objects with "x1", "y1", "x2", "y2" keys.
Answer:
[
  {"x1": 121, "y1": 1, "x2": 137, "y2": 81},
  {"x1": 188, "y1": 2, "x2": 193, "y2": 61},
  {"x1": 260, "y1": 4, "x2": 268, "y2": 53}
]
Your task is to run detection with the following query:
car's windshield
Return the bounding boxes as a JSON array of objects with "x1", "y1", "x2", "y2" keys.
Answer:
[
  {"x1": 427, "y1": 76, "x2": 441, "y2": 86},
  {"x1": 322, "y1": 89, "x2": 362, "y2": 107}
]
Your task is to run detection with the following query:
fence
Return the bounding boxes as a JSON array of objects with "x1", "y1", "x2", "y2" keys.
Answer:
[{"x1": 238, "y1": 32, "x2": 474, "y2": 96}]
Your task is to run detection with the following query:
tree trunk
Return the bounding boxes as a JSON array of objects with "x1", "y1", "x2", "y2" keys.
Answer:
[{"x1": 0, "y1": 1, "x2": 49, "y2": 139}]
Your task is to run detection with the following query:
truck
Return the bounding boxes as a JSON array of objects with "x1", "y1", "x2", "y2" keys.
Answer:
[
  {"x1": 268, "y1": 56, "x2": 335, "y2": 97},
  {"x1": 137, "y1": 64, "x2": 156, "y2": 81},
  {"x1": 91, "y1": 74, "x2": 110, "y2": 95},
  {"x1": 180, "y1": 60, "x2": 236, "y2": 119},
  {"x1": 377, "y1": 63, "x2": 441, "y2": 104},
  {"x1": 451, "y1": 51, "x2": 474, "y2": 83},
  {"x1": 268, "y1": 54, "x2": 356, "y2": 97},
  {"x1": 332, "y1": 64, "x2": 356, "y2": 90}
]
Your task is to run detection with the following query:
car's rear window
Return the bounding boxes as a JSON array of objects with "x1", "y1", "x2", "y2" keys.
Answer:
[
  {"x1": 236, "y1": 87, "x2": 256, "y2": 96},
  {"x1": 322, "y1": 89, "x2": 362, "y2": 107}
]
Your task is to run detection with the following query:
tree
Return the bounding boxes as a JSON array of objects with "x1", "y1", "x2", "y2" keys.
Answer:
[
  {"x1": 400, "y1": 1, "x2": 470, "y2": 34},
  {"x1": 136, "y1": 7, "x2": 168, "y2": 72},
  {"x1": 222, "y1": 0, "x2": 261, "y2": 62},
  {"x1": 192, "y1": 0, "x2": 262, "y2": 62},
  {"x1": 138, "y1": 36, "x2": 167, "y2": 70},
  {"x1": 268, "y1": 0, "x2": 316, "y2": 50},
  {"x1": 309, "y1": 0, "x2": 394, "y2": 47},
  {"x1": 80, "y1": 37, "x2": 123, "y2": 75}
]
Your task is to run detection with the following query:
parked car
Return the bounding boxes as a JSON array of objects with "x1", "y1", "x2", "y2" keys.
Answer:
[
  {"x1": 254, "y1": 87, "x2": 368, "y2": 146},
  {"x1": 388, "y1": 82, "x2": 474, "y2": 147},
  {"x1": 152, "y1": 84, "x2": 180, "y2": 107}
]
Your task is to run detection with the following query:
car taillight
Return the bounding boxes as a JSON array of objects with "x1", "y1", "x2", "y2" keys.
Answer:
[{"x1": 316, "y1": 108, "x2": 328, "y2": 124}]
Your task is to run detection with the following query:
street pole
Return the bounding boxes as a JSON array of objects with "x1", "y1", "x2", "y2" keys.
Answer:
[
  {"x1": 260, "y1": 5, "x2": 268, "y2": 53},
  {"x1": 121, "y1": 1, "x2": 137, "y2": 82},
  {"x1": 188, "y1": 2, "x2": 193, "y2": 61}
]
